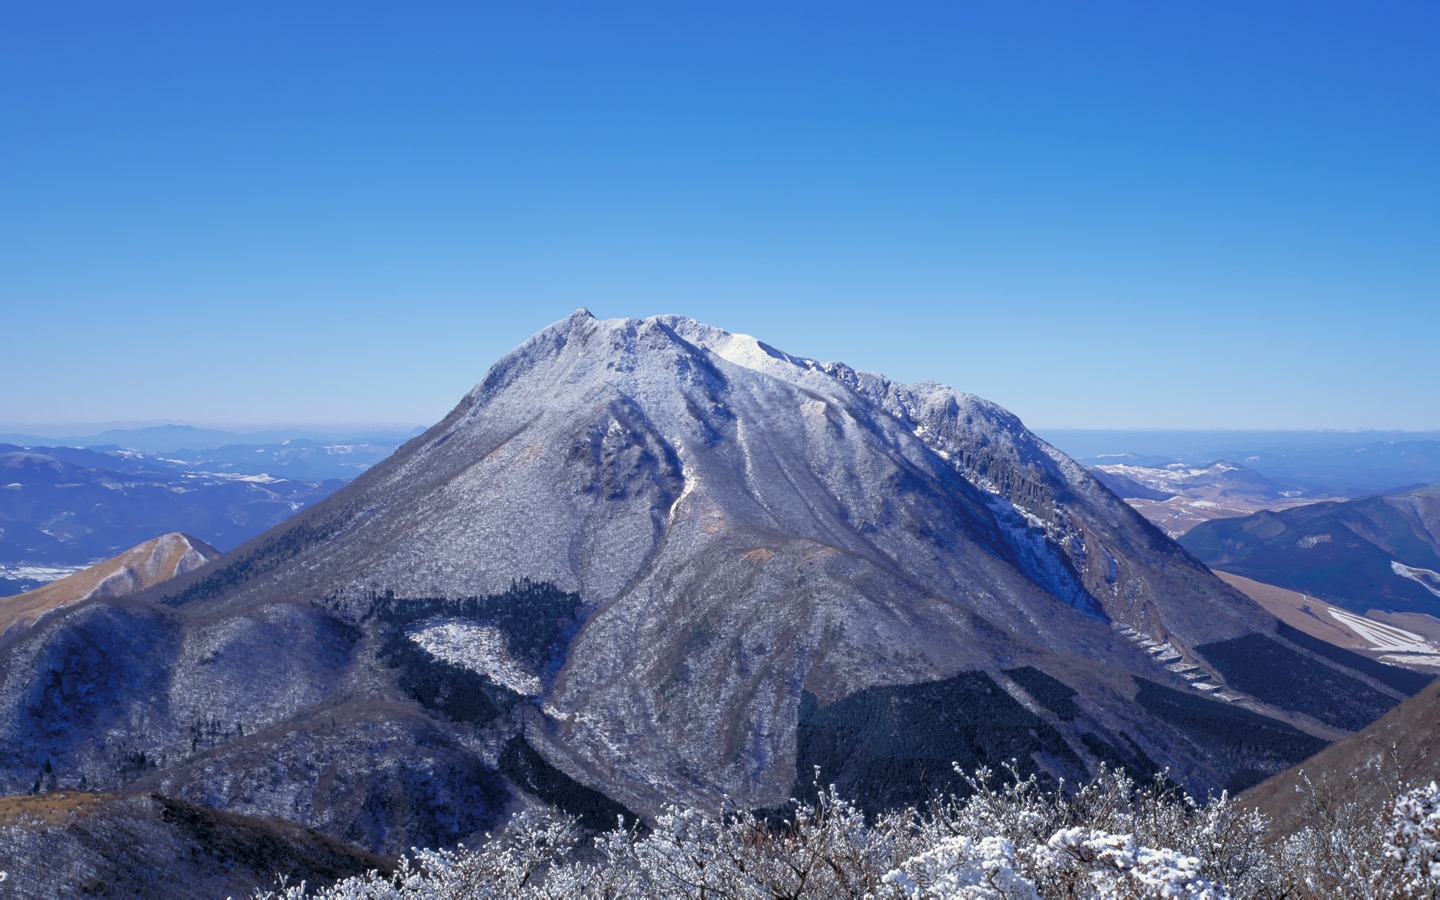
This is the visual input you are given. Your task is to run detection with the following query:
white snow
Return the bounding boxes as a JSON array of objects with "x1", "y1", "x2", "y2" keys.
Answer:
[
  {"x1": 667, "y1": 453, "x2": 696, "y2": 523},
  {"x1": 1096, "y1": 461, "x2": 1245, "y2": 490},
  {"x1": 1045, "y1": 828, "x2": 1224, "y2": 899},
  {"x1": 1392, "y1": 561, "x2": 1440, "y2": 599},
  {"x1": 407, "y1": 620, "x2": 543, "y2": 696},
  {"x1": 885, "y1": 834, "x2": 1038, "y2": 899},
  {"x1": 1326, "y1": 606, "x2": 1440, "y2": 661},
  {"x1": 217, "y1": 472, "x2": 281, "y2": 483},
  {"x1": 1390, "y1": 781, "x2": 1440, "y2": 891},
  {"x1": 1382, "y1": 653, "x2": 1440, "y2": 667},
  {"x1": 0, "y1": 563, "x2": 89, "y2": 584}
]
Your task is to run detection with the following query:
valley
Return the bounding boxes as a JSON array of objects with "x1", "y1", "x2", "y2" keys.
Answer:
[
  {"x1": 1085, "y1": 460, "x2": 1330, "y2": 537},
  {"x1": 1215, "y1": 571, "x2": 1440, "y2": 670}
]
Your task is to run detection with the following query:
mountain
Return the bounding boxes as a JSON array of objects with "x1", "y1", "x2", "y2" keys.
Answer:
[
  {"x1": 0, "y1": 791, "x2": 388, "y2": 896},
  {"x1": 0, "y1": 533, "x2": 219, "y2": 636},
  {"x1": 1087, "y1": 460, "x2": 1329, "y2": 537},
  {"x1": 1243, "y1": 676, "x2": 1440, "y2": 839},
  {"x1": 1087, "y1": 467, "x2": 1176, "y2": 502},
  {"x1": 1180, "y1": 485, "x2": 1440, "y2": 616},
  {"x1": 0, "y1": 443, "x2": 171, "y2": 477},
  {"x1": 72, "y1": 425, "x2": 257, "y2": 453},
  {"x1": 0, "y1": 312, "x2": 1417, "y2": 887},
  {"x1": 0, "y1": 447, "x2": 343, "y2": 595}
]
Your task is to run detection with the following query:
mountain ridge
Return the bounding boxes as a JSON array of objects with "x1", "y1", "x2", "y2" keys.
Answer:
[
  {"x1": 1181, "y1": 484, "x2": 1440, "y2": 615},
  {"x1": 0, "y1": 532, "x2": 218, "y2": 635}
]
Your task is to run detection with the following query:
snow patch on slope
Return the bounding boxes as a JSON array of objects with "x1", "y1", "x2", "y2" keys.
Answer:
[
  {"x1": 407, "y1": 620, "x2": 543, "y2": 696},
  {"x1": 1392, "y1": 561, "x2": 1440, "y2": 599},
  {"x1": 1326, "y1": 606, "x2": 1440, "y2": 667}
]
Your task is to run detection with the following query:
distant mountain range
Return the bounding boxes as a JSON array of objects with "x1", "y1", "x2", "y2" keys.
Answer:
[
  {"x1": 1181, "y1": 484, "x2": 1440, "y2": 617},
  {"x1": 0, "y1": 446, "x2": 340, "y2": 595},
  {"x1": 140, "y1": 437, "x2": 413, "y2": 481},
  {"x1": 1045, "y1": 429, "x2": 1440, "y2": 496},
  {"x1": 1088, "y1": 460, "x2": 1331, "y2": 537},
  {"x1": 0, "y1": 432, "x2": 416, "y2": 596},
  {"x1": 0, "y1": 311, "x2": 1420, "y2": 896},
  {"x1": 0, "y1": 424, "x2": 423, "y2": 454}
]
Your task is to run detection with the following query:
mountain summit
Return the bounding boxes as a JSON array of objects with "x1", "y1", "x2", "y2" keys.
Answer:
[
  {"x1": 0, "y1": 312, "x2": 1417, "y2": 865},
  {"x1": 0, "y1": 532, "x2": 218, "y2": 635}
]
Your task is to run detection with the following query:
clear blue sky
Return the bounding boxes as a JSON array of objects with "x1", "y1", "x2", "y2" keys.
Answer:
[{"x1": 3, "y1": 2, "x2": 1436, "y2": 431}]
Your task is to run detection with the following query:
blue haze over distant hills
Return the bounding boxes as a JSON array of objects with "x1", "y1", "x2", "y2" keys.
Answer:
[
  {"x1": 0, "y1": 424, "x2": 424, "y2": 453},
  {"x1": 1042, "y1": 430, "x2": 1440, "y2": 496},
  {"x1": 0, "y1": 425, "x2": 420, "y2": 595}
]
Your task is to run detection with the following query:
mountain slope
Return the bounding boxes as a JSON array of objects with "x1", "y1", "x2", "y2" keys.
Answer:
[
  {"x1": 1181, "y1": 485, "x2": 1440, "y2": 615},
  {"x1": 0, "y1": 312, "x2": 1409, "y2": 868},
  {"x1": 1243, "y1": 677, "x2": 1440, "y2": 839},
  {"x1": 0, "y1": 533, "x2": 218, "y2": 636},
  {"x1": 0, "y1": 791, "x2": 389, "y2": 897}
]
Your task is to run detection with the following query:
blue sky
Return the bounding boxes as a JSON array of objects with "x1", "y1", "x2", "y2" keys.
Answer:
[{"x1": 4, "y1": 2, "x2": 1436, "y2": 431}]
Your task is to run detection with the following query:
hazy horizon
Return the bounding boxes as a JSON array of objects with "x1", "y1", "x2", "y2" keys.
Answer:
[{"x1": 7, "y1": 419, "x2": 1440, "y2": 442}]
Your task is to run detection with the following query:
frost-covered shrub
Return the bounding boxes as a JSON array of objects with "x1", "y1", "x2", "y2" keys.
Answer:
[
  {"x1": 254, "y1": 809, "x2": 584, "y2": 899},
  {"x1": 606, "y1": 780, "x2": 909, "y2": 898},
  {"x1": 255, "y1": 764, "x2": 1439, "y2": 899},
  {"x1": 1273, "y1": 767, "x2": 1407, "y2": 899},
  {"x1": 1388, "y1": 781, "x2": 1440, "y2": 896},
  {"x1": 883, "y1": 835, "x2": 1039, "y2": 899},
  {"x1": 1044, "y1": 828, "x2": 1224, "y2": 899}
]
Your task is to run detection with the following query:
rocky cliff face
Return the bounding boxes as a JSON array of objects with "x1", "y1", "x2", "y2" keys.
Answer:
[{"x1": 0, "y1": 312, "x2": 1414, "y2": 876}]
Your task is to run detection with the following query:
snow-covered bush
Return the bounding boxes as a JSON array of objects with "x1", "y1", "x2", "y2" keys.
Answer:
[
  {"x1": 883, "y1": 835, "x2": 1039, "y2": 899},
  {"x1": 1388, "y1": 780, "x2": 1440, "y2": 896},
  {"x1": 1044, "y1": 828, "x2": 1223, "y2": 899},
  {"x1": 1274, "y1": 767, "x2": 1407, "y2": 899},
  {"x1": 255, "y1": 764, "x2": 1436, "y2": 899}
]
